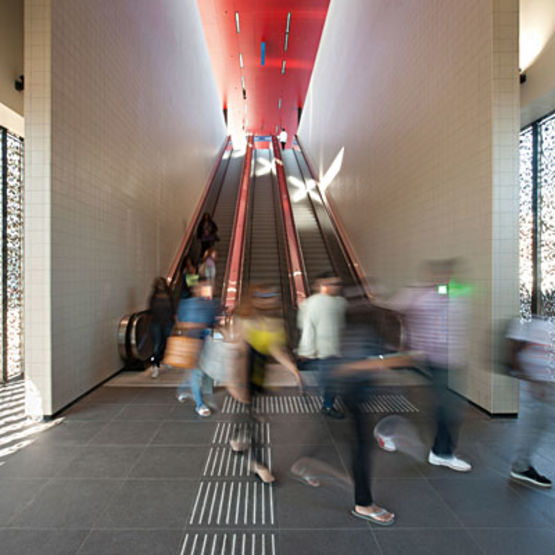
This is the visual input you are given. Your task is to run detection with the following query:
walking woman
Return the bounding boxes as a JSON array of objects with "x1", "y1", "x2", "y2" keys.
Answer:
[
  {"x1": 148, "y1": 277, "x2": 174, "y2": 379},
  {"x1": 231, "y1": 284, "x2": 303, "y2": 483}
]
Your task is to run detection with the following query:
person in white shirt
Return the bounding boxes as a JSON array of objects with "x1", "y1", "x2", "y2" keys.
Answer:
[
  {"x1": 297, "y1": 272, "x2": 347, "y2": 418},
  {"x1": 506, "y1": 316, "x2": 554, "y2": 488},
  {"x1": 278, "y1": 128, "x2": 288, "y2": 150}
]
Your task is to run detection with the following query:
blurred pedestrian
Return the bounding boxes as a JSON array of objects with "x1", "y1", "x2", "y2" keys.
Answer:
[
  {"x1": 279, "y1": 127, "x2": 288, "y2": 150},
  {"x1": 376, "y1": 260, "x2": 472, "y2": 472},
  {"x1": 148, "y1": 277, "x2": 174, "y2": 379},
  {"x1": 232, "y1": 284, "x2": 303, "y2": 483},
  {"x1": 197, "y1": 212, "x2": 219, "y2": 257},
  {"x1": 199, "y1": 247, "x2": 217, "y2": 286},
  {"x1": 175, "y1": 281, "x2": 217, "y2": 416},
  {"x1": 297, "y1": 272, "x2": 347, "y2": 418},
  {"x1": 507, "y1": 316, "x2": 554, "y2": 488},
  {"x1": 180, "y1": 255, "x2": 199, "y2": 299}
]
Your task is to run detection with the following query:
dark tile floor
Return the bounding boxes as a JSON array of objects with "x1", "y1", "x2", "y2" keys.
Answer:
[{"x1": 0, "y1": 383, "x2": 553, "y2": 554}]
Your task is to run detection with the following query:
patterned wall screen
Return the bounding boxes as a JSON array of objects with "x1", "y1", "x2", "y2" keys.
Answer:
[
  {"x1": 1, "y1": 128, "x2": 25, "y2": 382},
  {"x1": 519, "y1": 112, "x2": 555, "y2": 318}
]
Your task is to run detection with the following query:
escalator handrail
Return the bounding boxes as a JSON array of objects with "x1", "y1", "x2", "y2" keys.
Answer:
[
  {"x1": 167, "y1": 135, "x2": 232, "y2": 287},
  {"x1": 271, "y1": 136, "x2": 309, "y2": 307},
  {"x1": 222, "y1": 134, "x2": 254, "y2": 312},
  {"x1": 294, "y1": 134, "x2": 375, "y2": 301}
]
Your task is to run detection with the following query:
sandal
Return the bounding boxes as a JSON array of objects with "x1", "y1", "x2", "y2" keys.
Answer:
[
  {"x1": 351, "y1": 506, "x2": 395, "y2": 526},
  {"x1": 288, "y1": 469, "x2": 320, "y2": 487},
  {"x1": 195, "y1": 405, "x2": 212, "y2": 417},
  {"x1": 251, "y1": 462, "x2": 275, "y2": 484}
]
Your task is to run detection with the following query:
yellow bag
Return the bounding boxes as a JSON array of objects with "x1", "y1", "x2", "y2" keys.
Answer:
[{"x1": 163, "y1": 335, "x2": 203, "y2": 369}]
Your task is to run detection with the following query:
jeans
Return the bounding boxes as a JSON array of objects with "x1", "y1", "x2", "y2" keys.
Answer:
[
  {"x1": 299, "y1": 357, "x2": 338, "y2": 410},
  {"x1": 178, "y1": 369, "x2": 211, "y2": 408},
  {"x1": 429, "y1": 364, "x2": 461, "y2": 457},
  {"x1": 150, "y1": 322, "x2": 173, "y2": 366},
  {"x1": 343, "y1": 381, "x2": 373, "y2": 506},
  {"x1": 512, "y1": 381, "x2": 554, "y2": 472}
]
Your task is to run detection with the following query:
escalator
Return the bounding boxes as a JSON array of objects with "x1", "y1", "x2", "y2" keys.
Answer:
[
  {"x1": 118, "y1": 138, "x2": 245, "y2": 365},
  {"x1": 241, "y1": 148, "x2": 296, "y2": 338},
  {"x1": 282, "y1": 148, "x2": 358, "y2": 290}
]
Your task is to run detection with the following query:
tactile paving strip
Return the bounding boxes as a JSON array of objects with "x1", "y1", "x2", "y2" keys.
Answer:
[
  {"x1": 189, "y1": 480, "x2": 275, "y2": 526},
  {"x1": 212, "y1": 422, "x2": 270, "y2": 445},
  {"x1": 180, "y1": 532, "x2": 276, "y2": 555},
  {"x1": 203, "y1": 446, "x2": 272, "y2": 478},
  {"x1": 222, "y1": 394, "x2": 418, "y2": 414}
]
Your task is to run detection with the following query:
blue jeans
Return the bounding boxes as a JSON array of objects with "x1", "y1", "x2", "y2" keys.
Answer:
[
  {"x1": 178, "y1": 369, "x2": 211, "y2": 408},
  {"x1": 299, "y1": 357, "x2": 338, "y2": 409}
]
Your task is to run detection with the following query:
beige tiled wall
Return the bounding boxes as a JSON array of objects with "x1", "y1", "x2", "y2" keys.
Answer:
[
  {"x1": 25, "y1": 0, "x2": 226, "y2": 415},
  {"x1": 299, "y1": 0, "x2": 520, "y2": 413}
]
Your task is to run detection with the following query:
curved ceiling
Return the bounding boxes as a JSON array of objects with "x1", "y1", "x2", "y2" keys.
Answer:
[{"x1": 198, "y1": 0, "x2": 330, "y2": 146}]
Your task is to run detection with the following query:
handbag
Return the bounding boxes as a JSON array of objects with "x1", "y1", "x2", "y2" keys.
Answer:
[{"x1": 163, "y1": 335, "x2": 203, "y2": 369}]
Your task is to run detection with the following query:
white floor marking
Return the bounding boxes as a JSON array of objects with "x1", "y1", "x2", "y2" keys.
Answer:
[
  {"x1": 272, "y1": 533, "x2": 276, "y2": 555},
  {"x1": 235, "y1": 482, "x2": 242, "y2": 524},
  {"x1": 191, "y1": 534, "x2": 199, "y2": 555},
  {"x1": 208, "y1": 481, "x2": 219, "y2": 524},
  {"x1": 226, "y1": 482, "x2": 234, "y2": 524},
  {"x1": 211, "y1": 533, "x2": 217, "y2": 555},
  {"x1": 198, "y1": 482, "x2": 212, "y2": 524},
  {"x1": 244, "y1": 482, "x2": 249, "y2": 524},
  {"x1": 200, "y1": 534, "x2": 208, "y2": 555},
  {"x1": 217, "y1": 482, "x2": 226, "y2": 524},
  {"x1": 221, "y1": 534, "x2": 227, "y2": 555},
  {"x1": 179, "y1": 533, "x2": 189, "y2": 555},
  {"x1": 204, "y1": 448, "x2": 214, "y2": 476},
  {"x1": 189, "y1": 482, "x2": 204, "y2": 523}
]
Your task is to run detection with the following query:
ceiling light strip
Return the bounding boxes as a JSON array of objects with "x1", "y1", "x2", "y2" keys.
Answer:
[
  {"x1": 278, "y1": 98, "x2": 282, "y2": 109},
  {"x1": 235, "y1": 12, "x2": 240, "y2": 33},
  {"x1": 239, "y1": 53, "x2": 244, "y2": 68},
  {"x1": 281, "y1": 60, "x2": 286, "y2": 75}
]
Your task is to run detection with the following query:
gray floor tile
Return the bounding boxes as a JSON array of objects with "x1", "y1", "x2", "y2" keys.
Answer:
[
  {"x1": 32, "y1": 420, "x2": 108, "y2": 445},
  {"x1": 95, "y1": 480, "x2": 196, "y2": 529},
  {"x1": 80, "y1": 387, "x2": 140, "y2": 404},
  {"x1": 0, "y1": 479, "x2": 48, "y2": 526},
  {"x1": 77, "y1": 530, "x2": 183, "y2": 555},
  {"x1": 131, "y1": 389, "x2": 179, "y2": 405},
  {"x1": 271, "y1": 420, "x2": 333, "y2": 445},
  {"x1": 469, "y1": 528, "x2": 555, "y2": 555},
  {"x1": 0, "y1": 529, "x2": 87, "y2": 555},
  {"x1": 9, "y1": 478, "x2": 121, "y2": 528},
  {"x1": 114, "y1": 404, "x2": 177, "y2": 421},
  {"x1": 428, "y1": 477, "x2": 552, "y2": 527},
  {"x1": 151, "y1": 422, "x2": 216, "y2": 445},
  {"x1": 59, "y1": 446, "x2": 144, "y2": 478},
  {"x1": 89, "y1": 421, "x2": 162, "y2": 445},
  {"x1": 0, "y1": 444, "x2": 84, "y2": 477},
  {"x1": 276, "y1": 478, "x2": 367, "y2": 529},
  {"x1": 371, "y1": 479, "x2": 460, "y2": 528},
  {"x1": 129, "y1": 446, "x2": 209, "y2": 478},
  {"x1": 375, "y1": 528, "x2": 481, "y2": 554},
  {"x1": 62, "y1": 403, "x2": 124, "y2": 421},
  {"x1": 279, "y1": 530, "x2": 378, "y2": 554}
]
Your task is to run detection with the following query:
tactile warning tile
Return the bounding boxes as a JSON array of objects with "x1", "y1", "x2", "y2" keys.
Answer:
[
  {"x1": 222, "y1": 394, "x2": 418, "y2": 414},
  {"x1": 180, "y1": 532, "x2": 277, "y2": 555},
  {"x1": 189, "y1": 480, "x2": 275, "y2": 527},
  {"x1": 212, "y1": 422, "x2": 270, "y2": 445},
  {"x1": 203, "y1": 446, "x2": 272, "y2": 478}
]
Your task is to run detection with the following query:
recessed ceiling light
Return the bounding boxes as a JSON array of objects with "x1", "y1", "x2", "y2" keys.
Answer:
[
  {"x1": 281, "y1": 60, "x2": 286, "y2": 74},
  {"x1": 235, "y1": 12, "x2": 240, "y2": 33},
  {"x1": 239, "y1": 53, "x2": 244, "y2": 68},
  {"x1": 241, "y1": 76, "x2": 245, "y2": 89},
  {"x1": 286, "y1": 12, "x2": 291, "y2": 34},
  {"x1": 278, "y1": 98, "x2": 282, "y2": 109}
]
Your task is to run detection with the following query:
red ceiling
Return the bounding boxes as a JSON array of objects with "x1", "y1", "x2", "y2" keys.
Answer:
[{"x1": 197, "y1": 0, "x2": 330, "y2": 145}]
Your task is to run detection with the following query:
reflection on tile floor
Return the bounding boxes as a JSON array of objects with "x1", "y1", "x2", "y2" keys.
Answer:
[{"x1": 0, "y1": 384, "x2": 553, "y2": 554}]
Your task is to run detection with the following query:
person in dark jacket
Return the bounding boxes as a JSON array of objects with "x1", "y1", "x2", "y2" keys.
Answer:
[
  {"x1": 148, "y1": 277, "x2": 174, "y2": 379},
  {"x1": 196, "y1": 213, "x2": 219, "y2": 258}
]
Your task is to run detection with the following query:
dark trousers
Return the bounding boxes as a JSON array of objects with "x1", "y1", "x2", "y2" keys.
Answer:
[
  {"x1": 429, "y1": 364, "x2": 460, "y2": 456},
  {"x1": 280, "y1": 141, "x2": 286, "y2": 150},
  {"x1": 343, "y1": 383, "x2": 373, "y2": 506},
  {"x1": 246, "y1": 346, "x2": 268, "y2": 465},
  {"x1": 150, "y1": 322, "x2": 173, "y2": 366}
]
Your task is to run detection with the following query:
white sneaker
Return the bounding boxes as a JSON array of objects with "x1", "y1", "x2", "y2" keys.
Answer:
[
  {"x1": 151, "y1": 366, "x2": 159, "y2": 379},
  {"x1": 374, "y1": 430, "x2": 397, "y2": 452},
  {"x1": 428, "y1": 450, "x2": 472, "y2": 472},
  {"x1": 177, "y1": 392, "x2": 189, "y2": 403}
]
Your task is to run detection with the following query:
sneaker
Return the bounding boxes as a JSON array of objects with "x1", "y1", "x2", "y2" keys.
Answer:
[
  {"x1": 374, "y1": 430, "x2": 397, "y2": 452},
  {"x1": 510, "y1": 466, "x2": 552, "y2": 488},
  {"x1": 176, "y1": 392, "x2": 190, "y2": 403},
  {"x1": 151, "y1": 366, "x2": 159, "y2": 379},
  {"x1": 321, "y1": 406, "x2": 345, "y2": 420},
  {"x1": 195, "y1": 405, "x2": 212, "y2": 417},
  {"x1": 428, "y1": 450, "x2": 472, "y2": 472}
]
